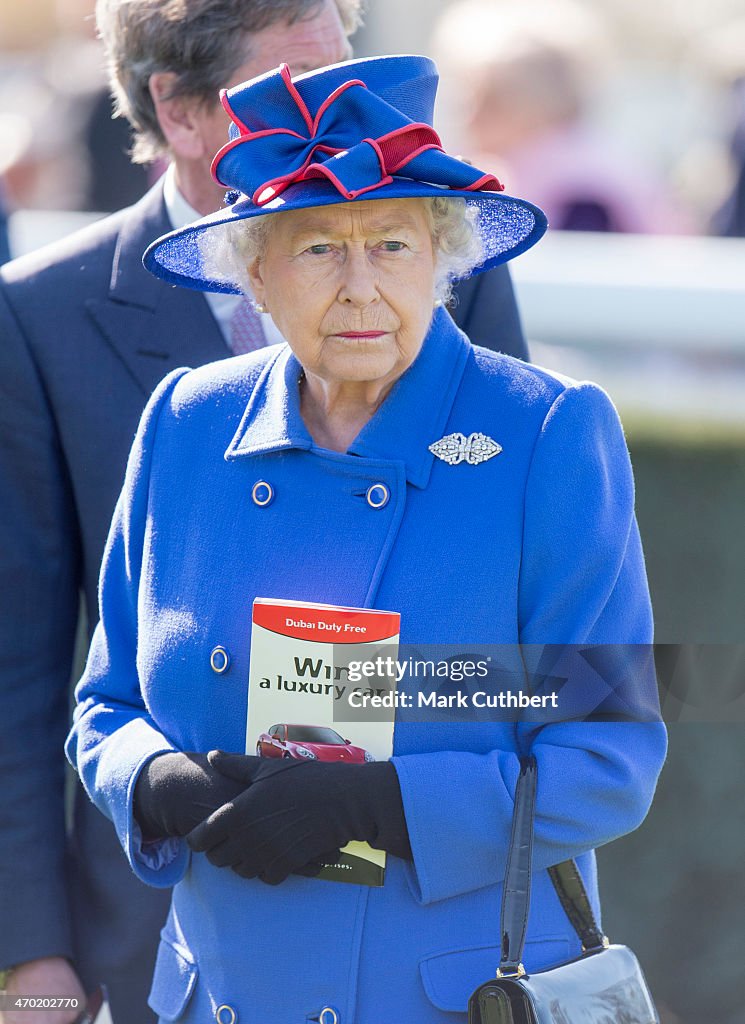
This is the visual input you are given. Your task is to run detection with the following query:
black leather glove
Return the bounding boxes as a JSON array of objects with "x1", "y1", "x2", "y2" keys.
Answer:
[
  {"x1": 133, "y1": 751, "x2": 248, "y2": 841},
  {"x1": 186, "y1": 750, "x2": 412, "y2": 885}
]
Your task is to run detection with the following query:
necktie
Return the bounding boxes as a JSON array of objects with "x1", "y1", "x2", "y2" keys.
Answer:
[{"x1": 229, "y1": 298, "x2": 267, "y2": 355}]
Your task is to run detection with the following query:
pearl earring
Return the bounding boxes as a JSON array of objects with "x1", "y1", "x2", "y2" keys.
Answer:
[{"x1": 254, "y1": 302, "x2": 267, "y2": 314}]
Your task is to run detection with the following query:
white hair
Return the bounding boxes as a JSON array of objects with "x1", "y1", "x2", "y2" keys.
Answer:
[{"x1": 197, "y1": 196, "x2": 485, "y2": 305}]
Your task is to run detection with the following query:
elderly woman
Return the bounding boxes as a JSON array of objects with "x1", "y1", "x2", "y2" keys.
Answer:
[{"x1": 66, "y1": 56, "x2": 666, "y2": 1024}]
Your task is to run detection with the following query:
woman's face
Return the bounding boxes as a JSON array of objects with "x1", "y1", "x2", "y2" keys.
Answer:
[{"x1": 246, "y1": 198, "x2": 437, "y2": 389}]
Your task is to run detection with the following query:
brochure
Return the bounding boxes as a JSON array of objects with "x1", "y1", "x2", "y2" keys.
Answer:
[{"x1": 247, "y1": 598, "x2": 400, "y2": 885}]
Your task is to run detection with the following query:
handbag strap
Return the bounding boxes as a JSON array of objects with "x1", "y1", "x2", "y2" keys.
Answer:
[
  {"x1": 547, "y1": 860, "x2": 607, "y2": 953},
  {"x1": 497, "y1": 756, "x2": 608, "y2": 978}
]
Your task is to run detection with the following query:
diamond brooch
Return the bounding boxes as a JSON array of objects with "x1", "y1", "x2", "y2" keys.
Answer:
[{"x1": 428, "y1": 432, "x2": 503, "y2": 466}]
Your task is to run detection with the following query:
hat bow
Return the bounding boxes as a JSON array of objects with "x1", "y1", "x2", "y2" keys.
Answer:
[{"x1": 212, "y1": 63, "x2": 504, "y2": 207}]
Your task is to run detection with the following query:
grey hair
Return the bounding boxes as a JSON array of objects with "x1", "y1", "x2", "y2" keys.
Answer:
[
  {"x1": 425, "y1": 196, "x2": 485, "y2": 303},
  {"x1": 198, "y1": 196, "x2": 485, "y2": 303},
  {"x1": 95, "y1": 0, "x2": 365, "y2": 164}
]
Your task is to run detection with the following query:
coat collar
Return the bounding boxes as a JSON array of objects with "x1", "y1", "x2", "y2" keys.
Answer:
[{"x1": 225, "y1": 307, "x2": 471, "y2": 489}]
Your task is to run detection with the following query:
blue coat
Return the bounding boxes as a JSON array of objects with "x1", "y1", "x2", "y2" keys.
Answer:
[
  {"x1": 66, "y1": 307, "x2": 666, "y2": 1024},
  {"x1": 0, "y1": 177, "x2": 525, "y2": 1023}
]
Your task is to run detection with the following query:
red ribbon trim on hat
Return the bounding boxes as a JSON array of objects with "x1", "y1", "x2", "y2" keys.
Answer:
[
  {"x1": 212, "y1": 62, "x2": 505, "y2": 206},
  {"x1": 254, "y1": 125, "x2": 446, "y2": 205}
]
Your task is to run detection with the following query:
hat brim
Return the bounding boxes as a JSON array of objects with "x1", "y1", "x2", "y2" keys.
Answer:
[{"x1": 143, "y1": 177, "x2": 547, "y2": 294}]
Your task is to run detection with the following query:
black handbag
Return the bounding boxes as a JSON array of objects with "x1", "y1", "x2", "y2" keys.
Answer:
[{"x1": 468, "y1": 757, "x2": 660, "y2": 1024}]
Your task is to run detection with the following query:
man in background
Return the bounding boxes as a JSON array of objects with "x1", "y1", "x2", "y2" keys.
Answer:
[{"x1": 0, "y1": 1, "x2": 527, "y2": 1022}]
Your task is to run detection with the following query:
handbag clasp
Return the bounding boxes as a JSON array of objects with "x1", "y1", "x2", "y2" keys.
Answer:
[{"x1": 495, "y1": 963, "x2": 526, "y2": 979}]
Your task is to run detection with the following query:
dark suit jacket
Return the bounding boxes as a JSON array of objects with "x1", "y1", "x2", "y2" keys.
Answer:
[
  {"x1": 0, "y1": 201, "x2": 10, "y2": 266},
  {"x1": 0, "y1": 180, "x2": 527, "y2": 1023}
]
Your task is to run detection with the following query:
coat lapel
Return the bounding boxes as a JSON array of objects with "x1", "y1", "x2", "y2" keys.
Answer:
[{"x1": 86, "y1": 180, "x2": 229, "y2": 397}]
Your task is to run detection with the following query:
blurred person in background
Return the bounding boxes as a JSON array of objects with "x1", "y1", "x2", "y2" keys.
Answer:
[
  {"x1": 0, "y1": 1, "x2": 528, "y2": 1023},
  {"x1": 713, "y1": 76, "x2": 745, "y2": 236},
  {"x1": 0, "y1": 78, "x2": 83, "y2": 212},
  {"x1": 49, "y1": 0, "x2": 151, "y2": 212},
  {"x1": 708, "y1": 77, "x2": 745, "y2": 235},
  {"x1": 0, "y1": 116, "x2": 22, "y2": 264},
  {"x1": 0, "y1": 204, "x2": 9, "y2": 265},
  {"x1": 0, "y1": 0, "x2": 149, "y2": 214},
  {"x1": 705, "y1": 19, "x2": 745, "y2": 237},
  {"x1": 432, "y1": 0, "x2": 686, "y2": 234}
]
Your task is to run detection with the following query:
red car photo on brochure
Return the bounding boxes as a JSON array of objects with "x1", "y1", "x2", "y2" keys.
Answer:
[{"x1": 255, "y1": 724, "x2": 375, "y2": 763}]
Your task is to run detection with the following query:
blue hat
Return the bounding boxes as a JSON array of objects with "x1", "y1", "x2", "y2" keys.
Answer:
[{"x1": 143, "y1": 55, "x2": 547, "y2": 293}]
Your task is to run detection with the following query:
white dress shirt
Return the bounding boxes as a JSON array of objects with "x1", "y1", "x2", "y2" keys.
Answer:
[{"x1": 162, "y1": 165, "x2": 285, "y2": 348}]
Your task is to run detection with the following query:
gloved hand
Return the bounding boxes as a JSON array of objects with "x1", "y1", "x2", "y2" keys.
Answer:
[
  {"x1": 133, "y1": 751, "x2": 252, "y2": 841},
  {"x1": 186, "y1": 750, "x2": 412, "y2": 885}
]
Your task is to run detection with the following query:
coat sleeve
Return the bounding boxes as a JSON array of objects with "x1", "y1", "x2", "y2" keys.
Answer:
[
  {"x1": 392, "y1": 381, "x2": 667, "y2": 905},
  {"x1": 0, "y1": 284, "x2": 79, "y2": 967},
  {"x1": 65, "y1": 367, "x2": 192, "y2": 889}
]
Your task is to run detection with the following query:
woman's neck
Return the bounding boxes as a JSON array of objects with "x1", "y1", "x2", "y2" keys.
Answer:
[{"x1": 299, "y1": 372, "x2": 394, "y2": 453}]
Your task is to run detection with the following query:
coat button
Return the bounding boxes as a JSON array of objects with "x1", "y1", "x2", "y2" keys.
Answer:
[
  {"x1": 210, "y1": 646, "x2": 231, "y2": 674},
  {"x1": 251, "y1": 480, "x2": 274, "y2": 506},
  {"x1": 319, "y1": 1009, "x2": 340, "y2": 1024},
  {"x1": 215, "y1": 1006, "x2": 237, "y2": 1024},
  {"x1": 366, "y1": 483, "x2": 389, "y2": 509}
]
